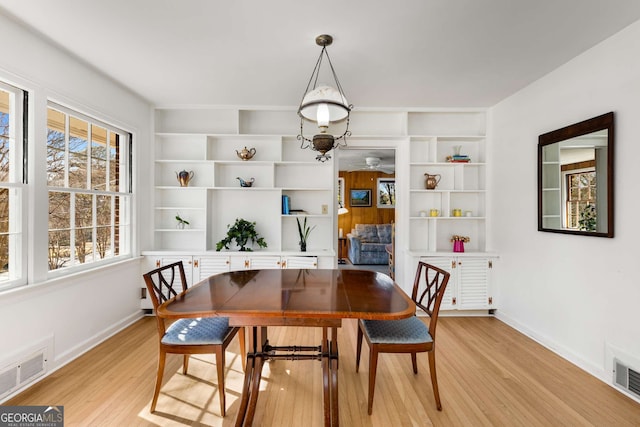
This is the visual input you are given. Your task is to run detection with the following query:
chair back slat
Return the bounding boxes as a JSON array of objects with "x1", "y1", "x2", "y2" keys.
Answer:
[
  {"x1": 143, "y1": 261, "x2": 188, "y2": 310},
  {"x1": 412, "y1": 261, "x2": 450, "y2": 339}
]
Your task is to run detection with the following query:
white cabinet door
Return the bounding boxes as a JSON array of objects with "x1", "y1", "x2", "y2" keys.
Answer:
[
  {"x1": 457, "y1": 257, "x2": 493, "y2": 310},
  {"x1": 229, "y1": 255, "x2": 282, "y2": 271},
  {"x1": 247, "y1": 256, "x2": 282, "y2": 270},
  {"x1": 156, "y1": 256, "x2": 194, "y2": 290},
  {"x1": 421, "y1": 257, "x2": 457, "y2": 310},
  {"x1": 282, "y1": 256, "x2": 318, "y2": 269},
  {"x1": 141, "y1": 256, "x2": 193, "y2": 309},
  {"x1": 418, "y1": 256, "x2": 495, "y2": 311},
  {"x1": 194, "y1": 256, "x2": 230, "y2": 282}
]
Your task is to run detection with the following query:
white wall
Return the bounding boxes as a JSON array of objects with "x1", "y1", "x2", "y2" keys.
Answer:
[
  {"x1": 0, "y1": 11, "x2": 152, "y2": 400},
  {"x1": 490, "y1": 18, "x2": 640, "y2": 395}
]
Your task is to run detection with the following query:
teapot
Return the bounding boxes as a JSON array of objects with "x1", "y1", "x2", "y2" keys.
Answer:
[
  {"x1": 176, "y1": 170, "x2": 194, "y2": 187},
  {"x1": 424, "y1": 173, "x2": 441, "y2": 190},
  {"x1": 236, "y1": 146, "x2": 256, "y2": 161},
  {"x1": 237, "y1": 177, "x2": 255, "y2": 187}
]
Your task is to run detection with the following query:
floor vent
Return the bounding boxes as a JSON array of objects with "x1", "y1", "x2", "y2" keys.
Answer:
[
  {"x1": 0, "y1": 346, "x2": 49, "y2": 401},
  {"x1": 614, "y1": 359, "x2": 640, "y2": 399}
]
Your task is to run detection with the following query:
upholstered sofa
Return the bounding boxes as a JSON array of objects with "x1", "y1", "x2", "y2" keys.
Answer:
[{"x1": 347, "y1": 224, "x2": 392, "y2": 265}]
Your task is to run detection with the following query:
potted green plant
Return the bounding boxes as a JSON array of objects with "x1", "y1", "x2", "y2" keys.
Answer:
[
  {"x1": 216, "y1": 218, "x2": 267, "y2": 251},
  {"x1": 296, "y1": 216, "x2": 315, "y2": 252},
  {"x1": 175, "y1": 213, "x2": 190, "y2": 229},
  {"x1": 578, "y1": 204, "x2": 597, "y2": 231}
]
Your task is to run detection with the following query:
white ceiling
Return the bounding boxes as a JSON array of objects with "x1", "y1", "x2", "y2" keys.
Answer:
[{"x1": 1, "y1": 0, "x2": 640, "y2": 109}]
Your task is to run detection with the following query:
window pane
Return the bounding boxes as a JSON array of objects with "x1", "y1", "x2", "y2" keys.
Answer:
[
  {"x1": 75, "y1": 228, "x2": 93, "y2": 265},
  {"x1": 110, "y1": 132, "x2": 119, "y2": 192},
  {"x1": 96, "y1": 226, "x2": 111, "y2": 260},
  {"x1": 114, "y1": 195, "x2": 121, "y2": 256},
  {"x1": 0, "y1": 188, "x2": 8, "y2": 279},
  {"x1": 74, "y1": 193, "x2": 93, "y2": 265},
  {"x1": 48, "y1": 230, "x2": 70, "y2": 270},
  {"x1": 579, "y1": 187, "x2": 590, "y2": 200},
  {"x1": 49, "y1": 192, "x2": 70, "y2": 270},
  {"x1": 69, "y1": 116, "x2": 88, "y2": 189},
  {"x1": 0, "y1": 89, "x2": 9, "y2": 183},
  {"x1": 47, "y1": 108, "x2": 66, "y2": 187},
  {"x1": 91, "y1": 125, "x2": 107, "y2": 190},
  {"x1": 97, "y1": 195, "x2": 111, "y2": 226},
  {"x1": 570, "y1": 187, "x2": 578, "y2": 199}
]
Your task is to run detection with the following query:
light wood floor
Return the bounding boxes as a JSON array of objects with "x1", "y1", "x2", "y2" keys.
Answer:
[{"x1": 7, "y1": 316, "x2": 640, "y2": 426}]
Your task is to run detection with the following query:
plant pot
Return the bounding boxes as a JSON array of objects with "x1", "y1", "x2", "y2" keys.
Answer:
[
  {"x1": 453, "y1": 241, "x2": 464, "y2": 252},
  {"x1": 300, "y1": 242, "x2": 307, "y2": 252}
]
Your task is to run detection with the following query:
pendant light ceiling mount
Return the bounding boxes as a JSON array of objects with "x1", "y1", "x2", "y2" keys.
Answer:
[
  {"x1": 315, "y1": 34, "x2": 333, "y2": 47},
  {"x1": 297, "y1": 34, "x2": 352, "y2": 162}
]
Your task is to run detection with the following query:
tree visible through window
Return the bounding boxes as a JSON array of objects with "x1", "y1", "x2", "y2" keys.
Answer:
[{"x1": 47, "y1": 104, "x2": 131, "y2": 271}]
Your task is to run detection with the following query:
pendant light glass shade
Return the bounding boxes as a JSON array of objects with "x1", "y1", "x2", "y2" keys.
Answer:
[{"x1": 299, "y1": 86, "x2": 350, "y2": 124}]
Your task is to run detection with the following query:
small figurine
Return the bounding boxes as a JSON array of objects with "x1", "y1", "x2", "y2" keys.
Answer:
[
  {"x1": 237, "y1": 177, "x2": 255, "y2": 187},
  {"x1": 236, "y1": 146, "x2": 256, "y2": 161}
]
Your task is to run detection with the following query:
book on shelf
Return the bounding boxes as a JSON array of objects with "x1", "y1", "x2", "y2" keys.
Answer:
[
  {"x1": 446, "y1": 154, "x2": 471, "y2": 163},
  {"x1": 282, "y1": 195, "x2": 290, "y2": 214},
  {"x1": 289, "y1": 209, "x2": 308, "y2": 215}
]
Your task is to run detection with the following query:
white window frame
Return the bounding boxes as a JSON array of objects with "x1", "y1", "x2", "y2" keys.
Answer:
[
  {"x1": 46, "y1": 102, "x2": 132, "y2": 278},
  {"x1": 0, "y1": 80, "x2": 27, "y2": 291}
]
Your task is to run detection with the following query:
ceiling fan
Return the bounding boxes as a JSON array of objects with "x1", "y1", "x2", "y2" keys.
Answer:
[{"x1": 347, "y1": 156, "x2": 395, "y2": 174}]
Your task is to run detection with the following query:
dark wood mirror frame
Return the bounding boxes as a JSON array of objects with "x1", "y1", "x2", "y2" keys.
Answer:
[{"x1": 538, "y1": 112, "x2": 614, "y2": 237}]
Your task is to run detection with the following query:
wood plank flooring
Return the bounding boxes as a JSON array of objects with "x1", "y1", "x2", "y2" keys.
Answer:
[{"x1": 7, "y1": 316, "x2": 640, "y2": 426}]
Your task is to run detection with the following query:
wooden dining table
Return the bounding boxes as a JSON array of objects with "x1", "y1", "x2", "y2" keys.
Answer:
[{"x1": 157, "y1": 268, "x2": 415, "y2": 427}]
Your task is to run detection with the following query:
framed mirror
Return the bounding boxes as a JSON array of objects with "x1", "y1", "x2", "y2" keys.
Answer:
[{"x1": 538, "y1": 112, "x2": 614, "y2": 237}]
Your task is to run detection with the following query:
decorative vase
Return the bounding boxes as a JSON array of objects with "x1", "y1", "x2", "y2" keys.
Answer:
[
  {"x1": 300, "y1": 242, "x2": 307, "y2": 252},
  {"x1": 453, "y1": 241, "x2": 464, "y2": 253},
  {"x1": 176, "y1": 170, "x2": 194, "y2": 187},
  {"x1": 424, "y1": 173, "x2": 441, "y2": 190}
]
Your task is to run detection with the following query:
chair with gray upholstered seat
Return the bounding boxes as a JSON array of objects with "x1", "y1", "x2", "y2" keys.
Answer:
[
  {"x1": 143, "y1": 261, "x2": 245, "y2": 416},
  {"x1": 356, "y1": 261, "x2": 450, "y2": 414}
]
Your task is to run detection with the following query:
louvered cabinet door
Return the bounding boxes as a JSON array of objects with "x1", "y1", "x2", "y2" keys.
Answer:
[
  {"x1": 420, "y1": 257, "x2": 457, "y2": 311},
  {"x1": 457, "y1": 257, "x2": 493, "y2": 310},
  {"x1": 156, "y1": 256, "x2": 194, "y2": 291},
  {"x1": 246, "y1": 256, "x2": 283, "y2": 270},
  {"x1": 281, "y1": 256, "x2": 318, "y2": 269},
  {"x1": 142, "y1": 256, "x2": 194, "y2": 309},
  {"x1": 194, "y1": 256, "x2": 230, "y2": 282}
]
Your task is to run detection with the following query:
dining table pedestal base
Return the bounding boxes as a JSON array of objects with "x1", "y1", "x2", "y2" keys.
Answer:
[{"x1": 234, "y1": 320, "x2": 342, "y2": 427}]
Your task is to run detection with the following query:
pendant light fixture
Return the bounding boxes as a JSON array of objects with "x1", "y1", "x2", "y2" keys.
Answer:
[{"x1": 297, "y1": 34, "x2": 352, "y2": 162}]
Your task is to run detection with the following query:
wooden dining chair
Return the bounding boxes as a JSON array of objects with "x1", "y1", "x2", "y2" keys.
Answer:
[
  {"x1": 356, "y1": 261, "x2": 450, "y2": 414},
  {"x1": 143, "y1": 261, "x2": 245, "y2": 416}
]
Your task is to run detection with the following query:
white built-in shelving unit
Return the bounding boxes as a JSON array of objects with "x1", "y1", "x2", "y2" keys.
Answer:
[{"x1": 143, "y1": 106, "x2": 497, "y2": 311}]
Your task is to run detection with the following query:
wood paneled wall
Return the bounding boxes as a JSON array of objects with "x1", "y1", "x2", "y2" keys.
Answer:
[{"x1": 338, "y1": 171, "x2": 395, "y2": 235}]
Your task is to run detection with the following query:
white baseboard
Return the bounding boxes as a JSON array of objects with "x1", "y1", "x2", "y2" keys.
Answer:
[
  {"x1": 494, "y1": 310, "x2": 640, "y2": 405},
  {"x1": 0, "y1": 310, "x2": 145, "y2": 404}
]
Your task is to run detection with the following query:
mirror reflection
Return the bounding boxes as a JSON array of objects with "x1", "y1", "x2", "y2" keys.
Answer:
[{"x1": 538, "y1": 112, "x2": 614, "y2": 237}]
